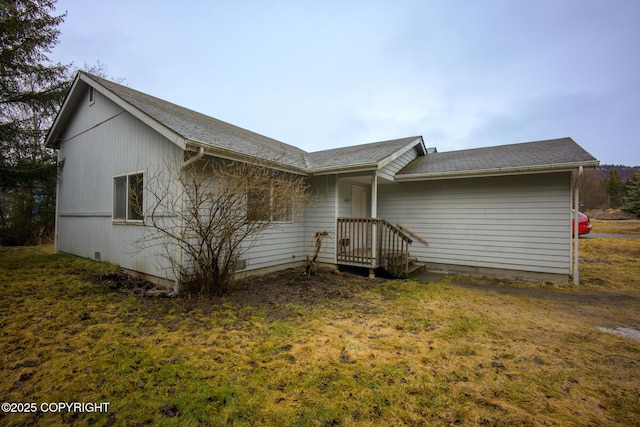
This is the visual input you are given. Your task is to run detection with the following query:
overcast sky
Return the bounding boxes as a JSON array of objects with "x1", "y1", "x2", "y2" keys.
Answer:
[{"x1": 50, "y1": 0, "x2": 640, "y2": 166}]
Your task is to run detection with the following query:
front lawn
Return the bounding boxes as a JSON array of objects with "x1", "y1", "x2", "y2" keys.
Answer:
[{"x1": 1, "y1": 239, "x2": 639, "y2": 426}]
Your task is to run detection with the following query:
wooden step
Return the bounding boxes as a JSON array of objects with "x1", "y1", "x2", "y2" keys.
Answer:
[{"x1": 407, "y1": 260, "x2": 426, "y2": 275}]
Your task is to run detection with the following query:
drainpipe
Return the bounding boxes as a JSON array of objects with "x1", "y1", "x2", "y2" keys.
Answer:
[
  {"x1": 181, "y1": 146, "x2": 204, "y2": 169},
  {"x1": 53, "y1": 150, "x2": 62, "y2": 253},
  {"x1": 172, "y1": 146, "x2": 205, "y2": 294},
  {"x1": 573, "y1": 166, "x2": 583, "y2": 285}
]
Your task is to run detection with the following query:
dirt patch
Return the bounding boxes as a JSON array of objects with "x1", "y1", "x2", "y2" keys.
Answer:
[
  {"x1": 224, "y1": 268, "x2": 386, "y2": 320},
  {"x1": 93, "y1": 270, "x2": 173, "y2": 297}
]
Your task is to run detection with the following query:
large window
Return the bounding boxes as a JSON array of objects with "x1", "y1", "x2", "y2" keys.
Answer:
[{"x1": 113, "y1": 172, "x2": 144, "y2": 222}]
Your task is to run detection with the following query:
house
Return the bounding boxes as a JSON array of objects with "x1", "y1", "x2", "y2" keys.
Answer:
[{"x1": 45, "y1": 72, "x2": 599, "y2": 287}]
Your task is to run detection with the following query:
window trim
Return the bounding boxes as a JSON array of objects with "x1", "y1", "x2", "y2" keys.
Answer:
[
  {"x1": 88, "y1": 87, "x2": 95, "y2": 106},
  {"x1": 112, "y1": 170, "x2": 145, "y2": 224}
]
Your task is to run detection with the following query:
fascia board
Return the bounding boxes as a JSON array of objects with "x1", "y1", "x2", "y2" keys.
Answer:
[
  {"x1": 44, "y1": 74, "x2": 83, "y2": 148},
  {"x1": 307, "y1": 163, "x2": 379, "y2": 175}
]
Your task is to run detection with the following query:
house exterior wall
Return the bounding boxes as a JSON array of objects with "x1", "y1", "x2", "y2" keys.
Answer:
[
  {"x1": 304, "y1": 175, "x2": 337, "y2": 266},
  {"x1": 56, "y1": 87, "x2": 314, "y2": 282},
  {"x1": 377, "y1": 173, "x2": 572, "y2": 276},
  {"x1": 56, "y1": 88, "x2": 183, "y2": 282}
]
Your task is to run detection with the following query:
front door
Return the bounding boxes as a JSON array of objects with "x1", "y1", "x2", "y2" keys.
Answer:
[
  {"x1": 349, "y1": 185, "x2": 370, "y2": 257},
  {"x1": 351, "y1": 185, "x2": 367, "y2": 218}
]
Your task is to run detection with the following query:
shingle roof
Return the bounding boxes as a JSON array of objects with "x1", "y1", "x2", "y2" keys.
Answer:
[
  {"x1": 83, "y1": 73, "x2": 422, "y2": 174},
  {"x1": 86, "y1": 73, "x2": 310, "y2": 170},
  {"x1": 48, "y1": 73, "x2": 599, "y2": 178},
  {"x1": 306, "y1": 136, "x2": 423, "y2": 170},
  {"x1": 397, "y1": 138, "x2": 599, "y2": 179}
]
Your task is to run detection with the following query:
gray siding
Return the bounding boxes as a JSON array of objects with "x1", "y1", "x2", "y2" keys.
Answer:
[
  {"x1": 378, "y1": 147, "x2": 419, "y2": 181},
  {"x1": 241, "y1": 222, "x2": 306, "y2": 272},
  {"x1": 304, "y1": 175, "x2": 337, "y2": 265},
  {"x1": 57, "y1": 88, "x2": 317, "y2": 280},
  {"x1": 57, "y1": 89, "x2": 183, "y2": 280},
  {"x1": 377, "y1": 173, "x2": 571, "y2": 275}
]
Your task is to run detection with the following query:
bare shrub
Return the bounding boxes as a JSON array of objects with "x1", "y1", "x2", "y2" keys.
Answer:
[{"x1": 139, "y1": 156, "x2": 308, "y2": 296}]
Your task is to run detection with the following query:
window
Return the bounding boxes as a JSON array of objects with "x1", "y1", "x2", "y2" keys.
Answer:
[
  {"x1": 246, "y1": 183, "x2": 293, "y2": 222},
  {"x1": 272, "y1": 183, "x2": 293, "y2": 222},
  {"x1": 247, "y1": 189, "x2": 269, "y2": 222},
  {"x1": 88, "y1": 87, "x2": 95, "y2": 105},
  {"x1": 113, "y1": 172, "x2": 144, "y2": 222}
]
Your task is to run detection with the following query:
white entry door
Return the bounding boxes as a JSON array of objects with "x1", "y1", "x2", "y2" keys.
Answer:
[
  {"x1": 351, "y1": 185, "x2": 367, "y2": 218},
  {"x1": 349, "y1": 185, "x2": 369, "y2": 252}
]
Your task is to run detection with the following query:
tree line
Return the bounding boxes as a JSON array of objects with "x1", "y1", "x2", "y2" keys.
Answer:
[
  {"x1": 0, "y1": 1, "x2": 116, "y2": 245},
  {"x1": 579, "y1": 166, "x2": 640, "y2": 216},
  {"x1": 0, "y1": 0, "x2": 69, "y2": 245}
]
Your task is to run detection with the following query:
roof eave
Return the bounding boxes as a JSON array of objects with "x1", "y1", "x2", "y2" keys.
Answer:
[
  {"x1": 185, "y1": 142, "x2": 309, "y2": 176},
  {"x1": 308, "y1": 163, "x2": 379, "y2": 175},
  {"x1": 45, "y1": 73, "x2": 83, "y2": 149},
  {"x1": 395, "y1": 160, "x2": 600, "y2": 182}
]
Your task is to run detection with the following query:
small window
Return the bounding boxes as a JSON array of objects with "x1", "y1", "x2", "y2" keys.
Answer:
[
  {"x1": 113, "y1": 172, "x2": 144, "y2": 222},
  {"x1": 88, "y1": 87, "x2": 95, "y2": 105}
]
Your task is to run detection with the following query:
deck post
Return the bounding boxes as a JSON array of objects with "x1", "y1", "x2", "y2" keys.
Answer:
[{"x1": 573, "y1": 166, "x2": 583, "y2": 285}]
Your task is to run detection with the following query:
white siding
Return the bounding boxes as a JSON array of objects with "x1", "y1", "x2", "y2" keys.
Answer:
[
  {"x1": 377, "y1": 173, "x2": 572, "y2": 275},
  {"x1": 56, "y1": 89, "x2": 186, "y2": 281}
]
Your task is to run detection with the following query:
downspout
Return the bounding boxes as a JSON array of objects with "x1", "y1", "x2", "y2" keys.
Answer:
[
  {"x1": 172, "y1": 146, "x2": 205, "y2": 294},
  {"x1": 572, "y1": 166, "x2": 583, "y2": 285},
  {"x1": 370, "y1": 172, "x2": 378, "y2": 278},
  {"x1": 182, "y1": 146, "x2": 205, "y2": 169},
  {"x1": 53, "y1": 150, "x2": 62, "y2": 253}
]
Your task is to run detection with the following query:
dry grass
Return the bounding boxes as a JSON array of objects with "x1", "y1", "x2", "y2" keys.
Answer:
[
  {"x1": 1, "y1": 237, "x2": 639, "y2": 426},
  {"x1": 590, "y1": 219, "x2": 640, "y2": 235}
]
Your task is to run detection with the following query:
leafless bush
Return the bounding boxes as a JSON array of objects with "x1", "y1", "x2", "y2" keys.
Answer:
[{"x1": 139, "y1": 157, "x2": 309, "y2": 296}]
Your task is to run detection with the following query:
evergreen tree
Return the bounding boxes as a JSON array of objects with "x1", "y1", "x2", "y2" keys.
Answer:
[
  {"x1": 0, "y1": 0, "x2": 70, "y2": 244},
  {"x1": 603, "y1": 169, "x2": 625, "y2": 208},
  {"x1": 621, "y1": 174, "x2": 640, "y2": 217}
]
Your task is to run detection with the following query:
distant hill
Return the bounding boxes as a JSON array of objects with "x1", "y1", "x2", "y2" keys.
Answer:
[{"x1": 592, "y1": 165, "x2": 640, "y2": 181}]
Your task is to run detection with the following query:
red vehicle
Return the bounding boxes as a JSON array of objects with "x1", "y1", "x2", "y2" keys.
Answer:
[{"x1": 571, "y1": 210, "x2": 592, "y2": 236}]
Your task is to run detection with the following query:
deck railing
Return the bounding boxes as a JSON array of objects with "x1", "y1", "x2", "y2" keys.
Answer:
[{"x1": 337, "y1": 218, "x2": 413, "y2": 275}]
